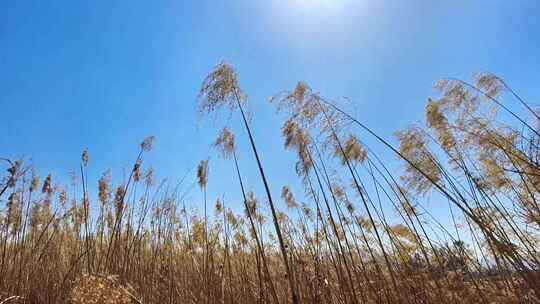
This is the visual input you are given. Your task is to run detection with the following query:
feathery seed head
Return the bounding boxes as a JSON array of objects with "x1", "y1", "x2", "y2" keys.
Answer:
[
  {"x1": 426, "y1": 98, "x2": 456, "y2": 150},
  {"x1": 59, "y1": 188, "x2": 68, "y2": 207},
  {"x1": 30, "y1": 172, "x2": 40, "y2": 192},
  {"x1": 141, "y1": 136, "x2": 155, "y2": 152},
  {"x1": 215, "y1": 198, "x2": 223, "y2": 213},
  {"x1": 81, "y1": 148, "x2": 89, "y2": 166},
  {"x1": 42, "y1": 173, "x2": 52, "y2": 195},
  {"x1": 395, "y1": 127, "x2": 440, "y2": 194},
  {"x1": 144, "y1": 166, "x2": 155, "y2": 187},
  {"x1": 281, "y1": 185, "x2": 298, "y2": 209},
  {"x1": 198, "y1": 62, "x2": 245, "y2": 117},
  {"x1": 197, "y1": 159, "x2": 209, "y2": 189},
  {"x1": 98, "y1": 169, "x2": 112, "y2": 205},
  {"x1": 474, "y1": 72, "x2": 504, "y2": 99},
  {"x1": 335, "y1": 134, "x2": 367, "y2": 165},
  {"x1": 133, "y1": 159, "x2": 142, "y2": 182},
  {"x1": 245, "y1": 191, "x2": 258, "y2": 216},
  {"x1": 6, "y1": 160, "x2": 22, "y2": 188},
  {"x1": 214, "y1": 127, "x2": 236, "y2": 158},
  {"x1": 114, "y1": 185, "x2": 125, "y2": 218},
  {"x1": 274, "y1": 81, "x2": 324, "y2": 127}
]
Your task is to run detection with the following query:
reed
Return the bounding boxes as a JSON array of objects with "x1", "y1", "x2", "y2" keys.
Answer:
[{"x1": 0, "y1": 67, "x2": 538, "y2": 303}]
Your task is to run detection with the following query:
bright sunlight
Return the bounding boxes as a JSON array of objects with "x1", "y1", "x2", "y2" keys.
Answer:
[{"x1": 291, "y1": 0, "x2": 349, "y2": 13}]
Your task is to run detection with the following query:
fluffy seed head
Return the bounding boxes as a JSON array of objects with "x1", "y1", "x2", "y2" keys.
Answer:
[
  {"x1": 30, "y1": 172, "x2": 40, "y2": 192},
  {"x1": 81, "y1": 148, "x2": 89, "y2": 166},
  {"x1": 281, "y1": 185, "x2": 298, "y2": 209},
  {"x1": 198, "y1": 62, "x2": 245, "y2": 117},
  {"x1": 141, "y1": 136, "x2": 155, "y2": 152},
  {"x1": 335, "y1": 134, "x2": 367, "y2": 165},
  {"x1": 98, "y1": 169, "x2": 112, "y2": 205},
  {"x1": 214, "y1": 127, "x2": 236, "y2": 159},
  {"x1": 197, "y1": 159, "x2": 209, "y2": 189},
  {"x1": 42, "y1": 174, "x2": 52, "y2": 195}
]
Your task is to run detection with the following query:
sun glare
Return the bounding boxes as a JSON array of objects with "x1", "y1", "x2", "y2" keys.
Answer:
[{"x1": 292, "y1": 0, "x2": 346, "y2": 13}]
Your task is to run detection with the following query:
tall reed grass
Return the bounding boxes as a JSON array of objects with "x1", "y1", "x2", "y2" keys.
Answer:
[{"x1": 0, "y1": 64, "x2": 538, "y2": 303}]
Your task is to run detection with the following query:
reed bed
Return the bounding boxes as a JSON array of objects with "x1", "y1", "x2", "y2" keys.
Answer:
[{"x1": 0, "y1": 64, "x2": 538, "y2": 303}]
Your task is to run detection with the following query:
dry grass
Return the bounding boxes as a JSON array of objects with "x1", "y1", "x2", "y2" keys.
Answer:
[
  {"x1": 0, "y1": 67, "x2": 539, "y2": 303},
  {"x1": 70, "y1": 275, "x2": 138, "y2": 304}
]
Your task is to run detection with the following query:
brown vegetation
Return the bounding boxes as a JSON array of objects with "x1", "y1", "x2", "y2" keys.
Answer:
[{"x1": 0, "y1": 64, "x2": 538, "y2": 303}]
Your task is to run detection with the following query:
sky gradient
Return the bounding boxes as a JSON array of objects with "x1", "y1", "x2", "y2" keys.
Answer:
[{"x1": 1, "y1": 0, "x2": 539, "y2": 215}]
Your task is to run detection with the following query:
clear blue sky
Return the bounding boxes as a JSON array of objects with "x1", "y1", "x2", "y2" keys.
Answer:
[{"x1": 1, "y1": 1, "x2": 539, "y2": 216}]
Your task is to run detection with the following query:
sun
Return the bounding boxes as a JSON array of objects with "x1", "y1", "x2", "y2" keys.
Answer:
[
  {"x1": 295, "y1": 0, "x2": 329, "y2": 7},
  {"x1": 292, "y1": 0, "x2": 347, "y2": 14}
]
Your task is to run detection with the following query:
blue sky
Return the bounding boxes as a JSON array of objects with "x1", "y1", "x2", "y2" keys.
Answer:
[{"x1": 1, "y1": 0, "x2": 539, "y2": 218}]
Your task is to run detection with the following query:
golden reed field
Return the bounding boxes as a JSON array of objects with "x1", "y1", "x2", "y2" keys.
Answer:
[{"x1": 1, "y1": 64, "x2": 539, "y2": 303}]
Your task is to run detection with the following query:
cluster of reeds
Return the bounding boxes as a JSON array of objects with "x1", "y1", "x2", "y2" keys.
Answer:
[{"x1": 0, "y1": 63, "x2": 538, "y2": 303}]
